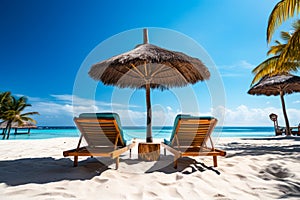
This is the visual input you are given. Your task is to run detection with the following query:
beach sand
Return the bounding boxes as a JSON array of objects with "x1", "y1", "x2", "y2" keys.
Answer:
[{"x1": 0, "y1": 137, "x2": 299, "y2": 200}]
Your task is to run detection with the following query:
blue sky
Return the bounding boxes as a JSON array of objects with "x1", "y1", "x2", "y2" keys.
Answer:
[{"x1": 1, "y1": 0, "x2": 300, "y2": 127}]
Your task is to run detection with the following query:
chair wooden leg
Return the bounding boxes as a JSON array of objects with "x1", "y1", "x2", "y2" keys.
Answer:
[
  {"x1": 164, "y1": 148, "x2": 166, "y2": 156},
  {"x1": 174, "y1": 159, "x2": 178, "y2": 169},
  {"x1": 213, "y1": 156, "x2": 217, "y2": 167},
  {"x1": 115, "y1": 157, "x2": 120, "y2": 170},
  {"x1": 174, "y1": 155, "x2": 180, "y2": 169},
  {"x1": 74, "y1": 156, "x2": 78, "y2": 167}
]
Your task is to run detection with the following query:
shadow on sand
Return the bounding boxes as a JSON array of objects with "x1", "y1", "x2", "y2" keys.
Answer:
[
  {"x1": 0, "y1": 157, "x2": 110, "y2": 186},
  {"x1": 123, "y1": 155, "x2": 221, "y2": 175},
  {"x1": 0, "y1": 154, "x2": 221, "y2": 186},
  {"x1": 147, "y1": 157, "x2": 221, "y2": 175},
  {"x1": 223, "y1": 137, "x2": 300, "y2": 158}
]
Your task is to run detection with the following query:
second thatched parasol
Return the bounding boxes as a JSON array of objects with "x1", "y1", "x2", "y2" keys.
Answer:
[
  {"x1": 0, "y1": 121, "x2": 37, "y2": 135},
  {"x1": 89, "y1": 29, "x2": 210, "y2": 142},
  {"x1": 248, "y1": 73, "x2": 300, "y2": 135}
]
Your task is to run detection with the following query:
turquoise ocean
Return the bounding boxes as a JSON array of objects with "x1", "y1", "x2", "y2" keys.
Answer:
[{"x1": 2, "y1": 126, "x2": 276, "y2": 140}]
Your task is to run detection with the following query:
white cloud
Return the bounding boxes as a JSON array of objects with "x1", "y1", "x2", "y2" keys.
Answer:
[
  {"x1": 113, "y1": 105, "x2": 179, "y2": 126},
  {"x1": 51, "y1": 94, "x2": 139, "y2": 109},
  {"x1": 213, "y1": 105, "x2": 300, "y2": 127},
  {"x1": 24, "y1": 93, "x2": 300, "y2": 127},
  {"x1": 24, "y1": 94, "x2": 140, "y2": 126},
  {"x1": 50, "y1": 94, "x2": 74, "y2": 102},
  {"x1": 217, "y1": 60, "x2": 255, "y2": 77},
  {"x1": 238, "y1": 60, "x2": 256, "y2": 69}
]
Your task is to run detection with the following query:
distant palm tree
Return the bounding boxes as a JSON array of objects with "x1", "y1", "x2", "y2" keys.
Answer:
[
  {"x1": 252, "y1": 20, "x2": 300, "y2": 85},
  {"x1": 2, "y1": 96, "x2": 39, "y2": 139},
  {"x1": 267, "y1": 0, "x2": 300, "y2": 43}
]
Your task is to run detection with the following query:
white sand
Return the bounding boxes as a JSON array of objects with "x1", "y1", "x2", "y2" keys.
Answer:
[{"x1": 0, "y1": 137, "x2": 299, "y2": 200}]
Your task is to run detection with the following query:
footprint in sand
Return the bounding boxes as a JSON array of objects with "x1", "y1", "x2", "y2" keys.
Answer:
[
  {"x1": 214, "y1": 193, "x2": 232, "y2": 200},
  {"x1": 94, "y1": 177, "x2": 109, "y2": 184},
  {"x1": 259, "y1": 163, "x2": 294, "y2": 180},
  {"x1": 176, "y1": 174, "x2": 183, "y2": 180}
]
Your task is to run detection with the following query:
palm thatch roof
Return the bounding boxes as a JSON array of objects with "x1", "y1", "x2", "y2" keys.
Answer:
[
  {"x1": 89, "y1": 43, "x2": 210, "y2": 90},
  {"x1": 0, "y1": 121, "x2": 37, "y2": 129},
  {"x1": 248, "y1": 74, "x2": 300, "y2": 96}
]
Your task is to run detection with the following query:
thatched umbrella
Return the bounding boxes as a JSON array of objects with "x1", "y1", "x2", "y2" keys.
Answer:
[
  {"x1": 248, "y1": 74, "x2": 300, "y2": 135},
  {"x1": 89, "y1": 29, "x2": 210, "y2": 142},
  {"x1": 0, "y1": 121, "x2": 37, "y2": 134}
]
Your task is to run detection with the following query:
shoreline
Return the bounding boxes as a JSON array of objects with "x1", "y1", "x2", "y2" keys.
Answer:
[
  {"x1": 1, "y1": 134, "x2": 299, "y2": 141},
  {"x1": 0, "y1": 137, "x2": 299, "y2": 199}
]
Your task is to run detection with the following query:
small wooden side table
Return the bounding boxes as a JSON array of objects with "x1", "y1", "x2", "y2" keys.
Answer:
[{"x1": 138, "y1": 142, "x2": 160, "y2": 161}]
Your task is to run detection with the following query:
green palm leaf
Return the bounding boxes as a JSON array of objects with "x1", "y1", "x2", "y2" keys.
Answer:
[
  {"x1": 18, "y1": 116, "x2": 37, "y2": 124},
  {"x1": 277, "y1": 24, "x2": 300, "y2": 67},
  {"x1": 280, "y1": 31, "x2": 292, "y2": 42},
  {"x1": 267, "y1": 41, "x2": 286, "y2": 55},
  {"x1": 267, "y1": 0, "x2": 300, "y2": 43},
  {"x1": 251, "y1": 56, "x2": 280, "y2": 85},
  {"x1": 20, "y1": 112, "x2": 39, "y2": 117}
]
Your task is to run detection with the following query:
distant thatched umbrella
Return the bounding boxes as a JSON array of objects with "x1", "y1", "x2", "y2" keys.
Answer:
[
  {"x1": 248, "y1": 74, "x2": 300, "y2": 135},
  {"x1": 0, "y1": 121, "x2": 37, "y2": 134},
  {"x1": 89, "y1": 29, "x2": 210, "y2": 142}
]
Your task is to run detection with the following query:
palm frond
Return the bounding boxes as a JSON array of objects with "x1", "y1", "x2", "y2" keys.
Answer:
[
  {"x1": 19, "y1": 117, "x2": 37, "y2": 124},
  {"x1": 0, "y1": 91, "x2": 11, "y2": 103},
  {"x1": 267, "y1": 0, "x2": 300, "y2": 43},
  {"x1": 277, "y1": 60, "x2": 300, "y2": 72},
  {"x1": 20, "y1": 112, "x2": 39, "y2": 117},
  {"x1": 274, "y1": 40, "x2": 282, "y2": 45},
  {"x1": 14, "y1": 118, "x2": 25, "y2": 126},
  {"x1": 252, "y1": 58, "x2": 299, "y2": 86},
  {"x1": 280, "y1": 31, "x2": 292, "y2": 42},
  {"x1": 11, "y1": 96, "x2": 17, "y2": 109},
  {"x1": 17, "y1": 103, "x2": 32, "y2": 112},
  {"x1": 278, "y1": 26, "x2": 300, "y2": 67},
  {"x1": 251, "y1": 56, "x2": 280, "y2": 85},
  {"x1": 292, "y1": 18, "x2": 300, "y2": 30},
  {"x1": 252, "y1": 56, "x2": 279, "y2": 74},
  {"x1": 267, "y1": 43, "x2": 286, "y2": 55}
]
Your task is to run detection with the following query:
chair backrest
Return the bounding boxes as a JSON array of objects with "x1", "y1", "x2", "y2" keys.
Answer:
[
  {"x1": 74, "y1": 113, "x2": 126, "y2": 147},
  {"x1": 269, "y1": 113, "x2": 284, "y2": 135},
  {"x1": 171, "y1": 115, "x2": 217, "y2": 148}
]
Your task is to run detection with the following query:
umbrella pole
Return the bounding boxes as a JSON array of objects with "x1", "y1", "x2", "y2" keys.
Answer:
[
  {"x1": 146, "y1": 83, "x2": 153, "y2": 142},
  {"x1": 280, "y1": 91, "x2": 291, "y2": 135},
  {"x1": 144, "y1": 28, "x2": 152, "y2": 142}
]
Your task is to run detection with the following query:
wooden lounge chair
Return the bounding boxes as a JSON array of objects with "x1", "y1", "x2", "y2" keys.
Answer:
[
  {"x1": 161, "y1": 115, "x2": 226, "y2": 168},
  {"x1": 63, "y1": 113, "x2": 135, "y2": 169}
]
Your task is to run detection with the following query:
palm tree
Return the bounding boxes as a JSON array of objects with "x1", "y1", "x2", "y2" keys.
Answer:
[
  {"x1": 267, "y1": 0, "x2": 300, "y2": 43},
  {"x1": 2, "y1": 95, "x2": 39, "y2": 139},
  {"x1": 252, "y1": 20, "x2": 300, "y2": 85}
]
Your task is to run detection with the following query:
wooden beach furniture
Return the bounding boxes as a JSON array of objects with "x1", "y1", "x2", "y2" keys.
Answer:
[
  {"x1": 269, "y1": 113, "x2": 300, "y2": 136},
  {"x1": 161, "y1": 115, "x2": 226, "y2": 168},
  {"x1": 63, "y1": 113, "x2": 135, "y2": 169},
  {"x1": 269, "y1": 113, "x2": 285, "y2": 135}
]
